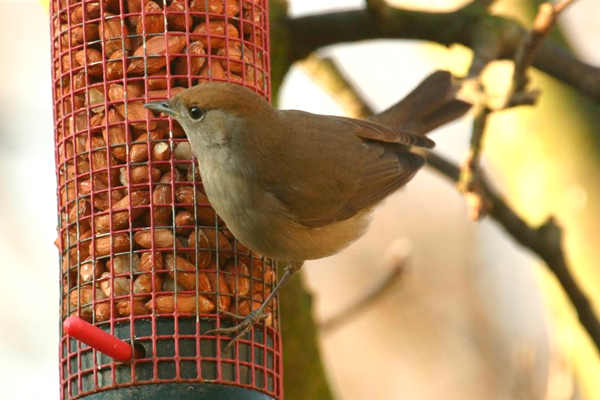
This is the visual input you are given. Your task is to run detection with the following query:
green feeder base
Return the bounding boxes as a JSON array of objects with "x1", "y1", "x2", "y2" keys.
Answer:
[{"x1": 82, "y1": 383, "x2": 274, "y2": 400}]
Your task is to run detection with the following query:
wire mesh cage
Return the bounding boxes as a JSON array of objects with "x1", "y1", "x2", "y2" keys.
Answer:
[{"x1": 50, "y1": 0, "x2": 280, "y2": 398}]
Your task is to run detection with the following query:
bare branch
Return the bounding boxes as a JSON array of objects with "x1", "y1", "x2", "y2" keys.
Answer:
[
  {"x1": 472, "y1": 0, "x2": 498, "y2": 9},
  {"x1": 283, "y1": 2, "x2": 600, "y2": 102},
  {"x1": 458, "y1": 102, "x2": 493, "y2": 220},
  {"x1": 364, "y1": 0, "x2": 392, "y2": 19},
  {"x1": 425, "y1": 151, "x2": 600, "y2": 353},
  {"x1": 553, "y1": 0, "x2": 578, "y2": 15},
  {"x1": 299, "y1": 55, "x2": 374, "y2": 119},
  {"x1": 320, "y1": 253, "x2": 407, "y2": 333},
  {"x1": 459, "y1": 0, "x2": 576, "y2": 219},
  {"x1": 506, "y1": 0, "x2": 578, "y2": 107}
]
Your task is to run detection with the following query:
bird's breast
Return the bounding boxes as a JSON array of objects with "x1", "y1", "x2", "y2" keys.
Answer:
[
  {"x1": 197, "y1": 155, "x2": 372, "y2": 261},
  {"x1": 198, "y1": 157, "x2": 289, "y2": 255}
]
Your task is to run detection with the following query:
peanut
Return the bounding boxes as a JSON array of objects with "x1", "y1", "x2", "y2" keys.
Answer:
[
  {"x1": 167, "y1": 0, "x2": 193, "y2": 32},
  {"x1": 146, "y1": 294, "x2": 215, "y2": 314},
  {"x1": 133, "y1": 228, "x2": 175, "y2": 249},
  {"x1": 91, "y1": 233, "x2": 131, "y2": 257},
  {"x1": 139, "y1": 251, "x2": 164, "y2": 272},
  {"x1": 117, "y1": 298, "x2": 151, "y2": 316},
  {"x1": 94, "y1": 190, "x2": 150, "y2": 233},
  {"x1": 133, "y1": 273, "x2": 162, "y2": 295},
  {"x1": 165, "y1": 254, "x2": 211, "y2": 291},
  {"x1": 192, "y1": 21, "x2": 239, "y2": 49}
]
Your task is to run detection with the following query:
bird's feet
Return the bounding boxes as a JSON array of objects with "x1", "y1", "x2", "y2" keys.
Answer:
[
  {"x1": 206, "y1": 260, "x2": 304, "y2": 351},
  {"x1": 206, "y1": 309, "x2": 270, "y2": 350}
]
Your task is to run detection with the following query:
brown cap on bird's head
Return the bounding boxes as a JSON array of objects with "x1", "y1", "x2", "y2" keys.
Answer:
[{"x1": 144, "y1": 82, "x2": 272, "y2": 120}]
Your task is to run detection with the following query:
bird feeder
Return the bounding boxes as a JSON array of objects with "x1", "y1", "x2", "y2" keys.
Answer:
[{"x1": 50, "y1": 0, "x2": 281, "y2": 398}]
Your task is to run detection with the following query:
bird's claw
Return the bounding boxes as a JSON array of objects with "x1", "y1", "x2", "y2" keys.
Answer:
[
  {"x1": 206, "y1": 310, "x2": 270, "y2": 350},
  {"x1": 214, "y1": 309, "x2": 246, "y2": 321}
]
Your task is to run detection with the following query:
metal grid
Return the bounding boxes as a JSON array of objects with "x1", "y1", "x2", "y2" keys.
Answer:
[{"x1": 50, "y1": 0, "x2": 280, "y2": 398}]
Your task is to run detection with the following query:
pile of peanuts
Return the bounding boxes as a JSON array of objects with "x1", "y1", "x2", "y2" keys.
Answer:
[{"x1": 52, "y1": 0, "x2": 274, "y2": 327}]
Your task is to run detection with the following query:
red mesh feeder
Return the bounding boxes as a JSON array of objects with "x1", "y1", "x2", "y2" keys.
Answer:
[{"x1": 50, "y1": 0, "x2": 281, "y2": 398}]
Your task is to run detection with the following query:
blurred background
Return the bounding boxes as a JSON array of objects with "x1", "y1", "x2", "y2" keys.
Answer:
[{"x1": 1, "y1": 0, "x2": 599, "y2": 398}]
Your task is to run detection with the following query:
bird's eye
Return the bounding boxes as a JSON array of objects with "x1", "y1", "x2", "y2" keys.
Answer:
[{"x1": 189, "y1": 107, "x2": 206, "y2": 121}]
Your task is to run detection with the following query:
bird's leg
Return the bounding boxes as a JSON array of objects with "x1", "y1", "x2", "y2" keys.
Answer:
[{"x1": 206, "y1": 260, "x2": 304, "y2": 349}]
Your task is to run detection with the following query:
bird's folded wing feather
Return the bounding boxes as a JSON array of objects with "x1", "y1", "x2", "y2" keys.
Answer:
[
  {"x1": 267, "y1": 112, "x2": 430, "y2": 228},
  {"x1": 330, "y1": 116, "x2": 435, "y2": 149}
]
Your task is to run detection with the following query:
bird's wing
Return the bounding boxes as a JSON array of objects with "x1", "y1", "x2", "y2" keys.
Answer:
[
  {"x1": 328, "y1": 116, "x2": 435, "y2": 149},
  {"x1": 297, "y1": 145, "x2": 425, "y2": 228},
  {"x1": 265, "y1": 111, "x2": 430, "y2": 228}
]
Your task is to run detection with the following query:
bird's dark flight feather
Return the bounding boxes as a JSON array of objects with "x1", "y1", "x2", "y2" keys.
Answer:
[{"x1": 267, "y1": 111, "x2": 430, "y2": 228}]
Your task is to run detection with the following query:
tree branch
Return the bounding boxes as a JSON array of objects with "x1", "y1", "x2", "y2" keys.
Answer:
[
  {"x1": 425, "y1": 151, "x2": 600, "y2": 353},
  {"x1": 299, "y1": 55, "x2": 600, "y2": 355},
  {"x1": 459, "y1": 0, "x2": 575, "y2": 220},
  {"x1": 506, "y1": 0, "x2": 577, "y2": 106},
  {"x1": 320, "y1": 250, "x2": 407, "y2": 333},
  {"x1": 299, "y1": 55, "x2": 374, "y2": 119},
  {"x1": 280, "y1": 269, "x2": 335, "y2": 400},
  {"x1": 458, "y1": 103, "x2": 493, "y2": 220},
  {"x1": 283, "y1": 1, "x2": 600, "y2": 102}
]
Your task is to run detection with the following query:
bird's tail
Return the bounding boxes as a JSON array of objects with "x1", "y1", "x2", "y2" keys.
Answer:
[{"x1": 370, "y1": 71, "x2": 471, "y2": 135}]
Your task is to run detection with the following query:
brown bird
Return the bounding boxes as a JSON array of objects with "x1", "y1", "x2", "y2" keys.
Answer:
[{"x1": 144, "y1": 71, "x2": 470, "y2": 343}]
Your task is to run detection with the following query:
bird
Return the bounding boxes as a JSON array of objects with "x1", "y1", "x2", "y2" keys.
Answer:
[{"x1": 144, "y1": 70, "x2": 470, "y2": 344}]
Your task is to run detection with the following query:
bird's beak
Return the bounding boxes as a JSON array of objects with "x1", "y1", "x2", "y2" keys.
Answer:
[{"x1": 143, "y1": 101, "x2": 178, "y2": 117}]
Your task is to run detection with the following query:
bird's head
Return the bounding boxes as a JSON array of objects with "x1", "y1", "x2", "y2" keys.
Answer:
[{"x1": 144, "y1": 82, "x2": 272, "y2": 150}]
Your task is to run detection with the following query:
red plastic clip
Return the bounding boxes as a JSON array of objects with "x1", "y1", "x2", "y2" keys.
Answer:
[{"x1": 63, "y1": 316, "x2": 133, "y2": 362}]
